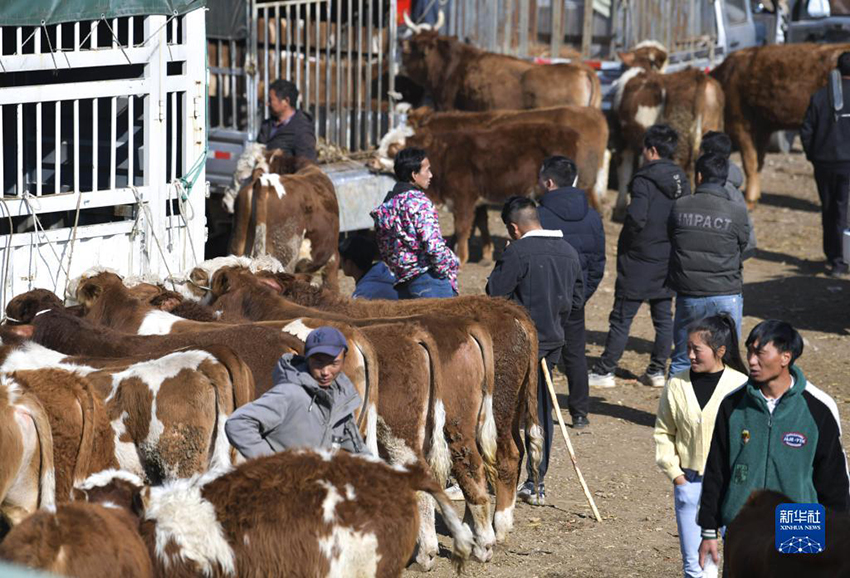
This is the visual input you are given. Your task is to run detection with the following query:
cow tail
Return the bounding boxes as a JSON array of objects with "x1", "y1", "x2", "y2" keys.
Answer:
[
  {"x1": 250, "y1": 176, "x2": 270, "y2": 258},
  {"x1": 229, "y1": 168, "x2": 260, "y2": 256},
  {"x1": 71, "y1": 383, "x2": 96, "y2": 492},
  {"x1": 19, "y1": 394, "x2": 56, "y2": 510},
  {"x1": 353, "y1": 339, "x2": 380, "y2": 457},
  {"x1": 201, "y1": 345, "x2": 255, "y2": 467},
  {"x1": 418, "y1": 335, "x2": 451, "y2": 488},
  {"x1": 520, "y1": 321, "x2": 544, "y2": 490},
  {"x1": 588, "y1": 69, "x2": 602, "y2": 109},
  {"x1": 409, "y1": 464, "x2": 474, "y2": 573},
  {"x1": 691, "y1": 73, "x2": 709, "y2": 176},
  {"x1": 210, "y1": 345, "x2": 256, "y2": 410},
  {"x1": 469, "y1": 325, "x2": 498, "y2": 489}
]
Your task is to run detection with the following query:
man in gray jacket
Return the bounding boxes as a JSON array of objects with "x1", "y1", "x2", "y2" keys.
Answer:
[{"x1": 225, "y1": 326, "x2": 368, "y2": 458}]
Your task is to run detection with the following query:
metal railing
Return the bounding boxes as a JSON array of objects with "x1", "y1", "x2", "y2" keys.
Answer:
[{"x1": 248, "y1": 0, "x2": 397, "y2": 153}]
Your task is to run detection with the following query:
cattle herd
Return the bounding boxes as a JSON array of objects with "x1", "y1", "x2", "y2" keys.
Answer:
[
  {"x1": 0, "y1": 255, "x2": 545, "y2": 576},
  {"x1": 3, "y1": 29, "x2": 850, "y2": 578}
]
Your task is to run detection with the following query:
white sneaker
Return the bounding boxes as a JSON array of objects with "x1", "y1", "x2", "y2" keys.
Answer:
[
  {"x1": 639, "y1": 372, "x2": 667, "y2": 388},
  {"x1": 588, "y1": 371, "x2": 616, "y2": 388},
  {"x1": 444, "y1": 483, "x2": 465, "y2": 501}
]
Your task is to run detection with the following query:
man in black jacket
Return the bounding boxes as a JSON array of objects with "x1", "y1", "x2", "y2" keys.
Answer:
[
  {"x1": 538, "y1": 156, "x2": 605, "y2": 428},
  {"x1": 800, "y1": 52, "x2": 850, "y2": 278},
  {"x1": 487, "y1": 196, "x2": 584, "y2": 505},
  {"x1": 589, "y1": 124, "x2": 689, "y2": 388},
  {"x1": 667, "y1": 153, "x2": 750, "y2": 376},
  {"x1": 256, "y1": 79, "x2": 318, "y2": 161}
]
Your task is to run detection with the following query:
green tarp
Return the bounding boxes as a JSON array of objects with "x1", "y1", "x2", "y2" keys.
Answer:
[{"x1": 0, "y1": 0, "x2": 206, "y2": 27}]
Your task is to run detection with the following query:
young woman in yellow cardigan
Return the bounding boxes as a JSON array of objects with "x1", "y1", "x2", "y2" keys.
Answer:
[{"x1": 654, "y1": 314, "x2": 748, "y2": 577}]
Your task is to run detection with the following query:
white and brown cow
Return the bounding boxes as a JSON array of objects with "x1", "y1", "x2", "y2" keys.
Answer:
[
  {"x1": 11, "y1": 451, "x2": 474, "y2": 577},
  {"x1": 613, "y1": 41, "x2": 725, "y2": 217},
  {"x1": 229, "y1": 151, "x2": 340, "y2": 290},
  {"x1": 0, "y1": 376, "x2": 54, "y2": 529}
]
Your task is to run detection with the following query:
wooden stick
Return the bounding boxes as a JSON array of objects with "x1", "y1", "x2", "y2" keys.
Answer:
[{"x1": 541, "y1": 358, "x2": 602, "y2": 522}]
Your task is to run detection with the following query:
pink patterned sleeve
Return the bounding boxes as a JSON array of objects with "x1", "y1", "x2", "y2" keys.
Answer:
[{"x1": 414, "y1": 200, "x2": 459, "y2": 288}]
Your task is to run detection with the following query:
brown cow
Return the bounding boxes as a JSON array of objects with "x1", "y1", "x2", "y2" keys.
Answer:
[
  {"x1": 613, "y1": 43, "x2": 724, "y2": 216},
  {"x1": 207, "y1": 267, "x2": 542, "y2": 544},
  {"x1": 402, "y1": 31, "x2": 601, "y2": 111},
  {"x1": 373, "y1": 105, "x2": 609, "y2": 263},
  {"x1": 710, "y1": 42, "x2": 850, "y2": 204},
  {"x1": 618, "y1": 40, "x2": 669, "y2": 72},
  {"x1": 724, "y1": 490, "x2": 850, "y2": 577},
  {"x1": 0, "y1": 376, "x2": 54, "y2": 528},
  {"x1": 229, "y1": 152, "x2": 340, "y2": 290},
  {"x1": 0, "y1": 500, "x2": 153, "y2": 578},
  {"x1": 68, "y1": 451, "x2": 474, "y2": 576},
  {"x1": 5, "y1": 289, "x2": 301, "y2": 396}
]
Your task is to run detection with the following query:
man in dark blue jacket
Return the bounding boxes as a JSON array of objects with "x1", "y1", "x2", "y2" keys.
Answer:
[
  {"x1": 589, "y1": 124, "x2": 689, "y2": 388},
  {"x1": 339, "y1": 235, "x2": 400, "y2": 300},
  {"x1": 487, "y1": 196, "x2": 584, "y2": 505},
  {"x1": 537, "y1": 156, "x2": 605, "y2": 428}
]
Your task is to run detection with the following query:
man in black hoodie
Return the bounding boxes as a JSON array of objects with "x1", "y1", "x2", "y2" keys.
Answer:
[
  {"x1": 257, "y1": 79, "x2": 317, "y2": 161},
  {"x1": 800, "y1": 51, "x2": 850, "y2": 278},
  {"x1": 487, "y1": 196, "x2": 583, "y2": 505},
  {"x1": 538, "y1": 156, "x2": 606, "y2": 428},
  {"x1": 589, "y1": 124, "x2": 689, "y2": 388}
]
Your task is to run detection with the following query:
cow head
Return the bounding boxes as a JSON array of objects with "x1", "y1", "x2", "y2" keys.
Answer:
[
  {"x1": 75, "y1": 271, "x2": 129, "y2": 312},
  {"x1": 401, "y1": 31, "x2": 444, "y2": 88},
  {"x1": 619, "y1": 40, "x2": 669, "y2": 73},
  {"x1": 149, "y1": 290, "x2": 184, "y2": 312},
  {"x1": 5, "y1": 290, "x2": 63, "y2": 324},
  {"x1": 209, "y1": 266, "x2": 258, "y2": 299}
]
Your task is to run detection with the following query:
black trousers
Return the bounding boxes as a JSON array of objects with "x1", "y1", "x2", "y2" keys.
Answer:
[
  {"x1": 594, "y1": 297, "x2": 673, "y2": 376},
  {"x1": 525, "y1": 347, "x2": 561, "y2": 486},
  {"x1": 813, "y1": 165, "x2": 850, "y2": 268},
  {"x1": 557, "y1": 305, "x2": 590, "y2": 419}
]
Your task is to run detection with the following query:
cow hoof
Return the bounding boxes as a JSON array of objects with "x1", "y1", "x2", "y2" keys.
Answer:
[
  {"x1": 472, "y1": 544, "x2": 494, "y2": 563},
  {"x1": 414, "y1": 551, "x2": 437, "y2": 572}
]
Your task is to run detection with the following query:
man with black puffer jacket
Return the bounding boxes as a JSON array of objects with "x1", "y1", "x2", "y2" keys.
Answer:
[
  {"x1": 667, "y1": 153, "x2": 750, "y2": 378},
  {"x1": 800, "y1": 51, "x2": 850, "y2": 278},
  {"x1": 537, "y1": 155, "x2": 605, "y2": 429},
  {"x1": 589, "y1": 124, "x2": 690, "y2": 389},
  {"x1": 487, "y1": 196, "x2": 583, "y2": 506}
]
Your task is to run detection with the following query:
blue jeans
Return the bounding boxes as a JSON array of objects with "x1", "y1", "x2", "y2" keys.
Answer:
[
  {"x1": 669, "y1": 294, "x2": 743, "y2": 377},
  {"x1": 674, "y1": 470, "x2": 704, "y2": 578},
  {"x1": 397, "y1": 271, "x2": 456, "y2": 299}
]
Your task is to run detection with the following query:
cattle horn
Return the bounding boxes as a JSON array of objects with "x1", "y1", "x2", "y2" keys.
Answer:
[
  {"x1": 433, "y1": 10, "x2": 445, "y2": 32},
  {"x1": 403, "y1": 10, "x2": 421, "y2": 34}
]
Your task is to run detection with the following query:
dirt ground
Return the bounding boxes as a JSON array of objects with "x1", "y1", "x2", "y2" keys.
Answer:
[{"x1": 340, "y1": 145, "x2": 850, "y2": 577}]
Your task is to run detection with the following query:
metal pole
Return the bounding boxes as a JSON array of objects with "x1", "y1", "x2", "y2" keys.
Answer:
[
  {"x1": 388, "y1": 0, "x2": 397, "y2": 132},
  {"x1": 325, "y1": 0, "x2": 332, "y2": 143},
  {"x1": 552, "y1": 0, "x2": 563, "y2": 57},
  {"x1": 581, "y1": 0, "x2": 593, "y2": 57},
  {"x1": 366, "y1": 0, "x2": 374, "y2": 148},
  {"x1": 518, "y1": 0, "x2": 529, "y2": 57}
]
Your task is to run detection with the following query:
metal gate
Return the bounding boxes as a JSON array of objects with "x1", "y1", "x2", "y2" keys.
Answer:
[
  {"x1": 249, "y1": 0, "x2": 398, "y2": 152},
  {"x1": 0, "y1": 8, "x2": 207, "y2": 308}
]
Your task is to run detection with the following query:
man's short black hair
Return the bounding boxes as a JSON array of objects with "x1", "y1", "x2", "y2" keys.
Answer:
[
  {"x1": 501, "y1": 195, "x2": 540, "y2": 226},
  {"x1": 394, "y1": 147, "x2": 427, "y2": 183},
  {"x1": 700, "y1": 131, "x2": 733, "y2": 159},
  {"x1": 339, "y1": 235, "x2": 379, "y2": 271},
  {"x1": 839, "y1": 51, "x2": 850, "y2": 76},
  {"x1": 540, "y1": 156, "x2": 578, "y2": 188},
  {"x1": 644, "y1": 124, "x2": 679, "y2": 160},
  {"x1": 269, "y1": 79, "x2": 299, "y2": 107},
  {"x1": 695, "y1": 153, "x2": 729, "y2": 185},
  {"x1": 745, "y1": 319, "x2": 804, "y2": 364}
]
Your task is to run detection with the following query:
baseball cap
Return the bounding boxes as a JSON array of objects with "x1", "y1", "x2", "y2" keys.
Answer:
[{"x1": 304, "y1": 326, "x2": 348, "y2": 358}]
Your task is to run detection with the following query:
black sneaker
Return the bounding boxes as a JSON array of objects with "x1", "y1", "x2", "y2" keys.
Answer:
[
  {"x1": 572, "y1": 415, "x2": 590, "y2": 429},
  {"x1": 518, "y1": 480, "x2": 545, "y2": 506}
]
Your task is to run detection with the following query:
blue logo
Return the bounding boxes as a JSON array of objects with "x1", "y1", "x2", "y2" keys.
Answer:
[
  {"x1": 775, "y1": 503, "x2": 825, "y2": 553},
  {"x1": 782, "y1": 432, "x2": 808, "y2": 448}
]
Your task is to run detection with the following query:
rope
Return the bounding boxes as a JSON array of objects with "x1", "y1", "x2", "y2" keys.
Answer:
[
  {"x1": 130, "y1": 186, "x2": 176, "y2": 286},
  {"x1": 62, "y1": 190, "x2": 84, "y2": 302},
  {"x1": 41, "y1": 22, "x2": 59, "y2": 71},
  {"x1": 21, "y1": 193, "x2": 70, "y2": 287},
  {"x1": 0, "y1": 197, "x2": 15, "y2": 311},
  {"x1": 101, "y1": 16, "x2": 132, "y2": 64},
  {"x1": 172, "y1": 180, "x2": 200, "y2": 267}
]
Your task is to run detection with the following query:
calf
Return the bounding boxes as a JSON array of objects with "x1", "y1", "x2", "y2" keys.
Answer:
[
  {"x1": 613, "y1": 43, "x2": 724, "y2": 216},
  {"x1": 725, "y1": 489, "x2": 850, "y2": 577},
  {"x1": 71, "y1": 451, "x2": 474, "y2": 577},
  {"x1": 230, "y1": 153, "x2": 340, "y2": 290},
  {"x1": 0, "y1": 500, "x2": 152, "y2": 578},
  {"x1": 0, "y1": 377, "x2": 54, "y2": 529}
]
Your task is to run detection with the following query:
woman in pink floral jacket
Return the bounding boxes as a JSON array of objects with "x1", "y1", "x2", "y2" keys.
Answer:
[{"x1": 371, "y1": 148, "x2": 459, "y2": 299}]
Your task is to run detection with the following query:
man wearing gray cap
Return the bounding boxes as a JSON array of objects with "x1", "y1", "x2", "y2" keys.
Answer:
[{"x1": 225, "y1": 326, "x2": 369, "y2": 457}]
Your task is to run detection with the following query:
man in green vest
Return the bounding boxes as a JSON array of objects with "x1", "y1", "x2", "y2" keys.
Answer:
[{"x1": 697, "y1": 320, "x2": 850, "y2": 570}]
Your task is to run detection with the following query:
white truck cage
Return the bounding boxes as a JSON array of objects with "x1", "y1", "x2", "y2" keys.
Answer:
[{"x1": 0, "y1": 4, "x2": 208, "y2": 309}]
